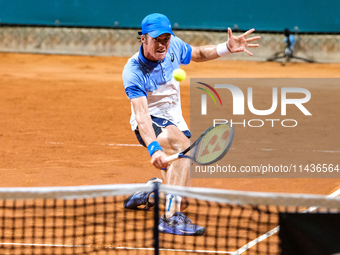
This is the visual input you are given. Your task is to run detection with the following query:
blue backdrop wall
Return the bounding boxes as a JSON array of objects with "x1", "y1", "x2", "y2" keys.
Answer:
[{"x1": 0, "y1": 0, "x2": 339, "y2": 32}]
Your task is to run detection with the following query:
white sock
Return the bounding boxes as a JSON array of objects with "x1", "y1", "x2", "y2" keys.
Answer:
[{"x1": 165, "y1": 194, "x2": 182, "y2": 218}]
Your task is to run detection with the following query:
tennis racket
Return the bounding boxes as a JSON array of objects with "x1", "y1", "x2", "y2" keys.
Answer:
[{"x1": 166, "y1": 122, "x2": 234, "y2": 165}]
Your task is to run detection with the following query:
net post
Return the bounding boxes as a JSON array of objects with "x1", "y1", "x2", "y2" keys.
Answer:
[{"x1": 153, "y1": 181, "x2": 160, "y2": 255}]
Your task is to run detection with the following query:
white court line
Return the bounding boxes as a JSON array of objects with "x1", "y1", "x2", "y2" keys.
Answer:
[
  {"x1": 49, "y1": 142, "x2": 340, "y2": 153},
  {"x1": 103, "y1": 143, "x2": 142, "y2": 147},
  {"x1": 0, "y1": 243, "x2": 233, "y2": 254},
  {"x1": 120, "y1": 247, "x2": 233, "y2": 254},
  {"x1": 297, "y1": 149, "x2": 340, "y2": 154},
  {"x1": 231, "y1": 187, "x2": 340, "y2": 255},
  {"x1": 47, "y1": 142, "x2": 143, "y2": 147},
  {"x1": 0, "y1": 243, "x2": 89, "y2": 248},
  {"x1": 104, "y1": 143, "x2": 340, "y2": 153}
]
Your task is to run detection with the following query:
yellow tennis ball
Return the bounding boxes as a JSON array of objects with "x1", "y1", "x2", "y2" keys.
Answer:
[{"x1": 173, "y1": 69, "x2": 186, "y2": 82}]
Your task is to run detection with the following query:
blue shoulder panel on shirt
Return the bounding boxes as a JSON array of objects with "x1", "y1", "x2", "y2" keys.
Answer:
[
  {"x1": 123, "y1": 58, "x2": 148, "y2": 99},
  {"x1": 171, "y1": 36, "x2": 192, "y2": 65},
  {"x1": 125, "y1": 85, "x2": 147, "y2": 99}
]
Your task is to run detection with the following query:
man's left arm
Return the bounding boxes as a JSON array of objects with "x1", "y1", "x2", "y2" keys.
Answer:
[{"x1": 191, "y1": 28, "x2": 260, "y2": 62}]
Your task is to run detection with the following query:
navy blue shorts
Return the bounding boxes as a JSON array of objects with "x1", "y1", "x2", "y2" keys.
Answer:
[{"x1": 134, "y1": 116, "x2": 191, "y2": 147}]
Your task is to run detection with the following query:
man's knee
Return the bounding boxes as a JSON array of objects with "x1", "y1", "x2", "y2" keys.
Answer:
[
  {"x1": 158, "y1": 126, "x2": 190, "y2": 154},
  {"x1": 174, "y1": 135, "x2": 190, "y2": 152}
]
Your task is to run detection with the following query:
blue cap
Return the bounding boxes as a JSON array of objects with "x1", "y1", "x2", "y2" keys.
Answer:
[{"x1": 141, "y1": 13, "x2": 174, "y2": 38}]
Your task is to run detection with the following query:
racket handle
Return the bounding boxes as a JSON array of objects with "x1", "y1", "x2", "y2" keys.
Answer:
[{"x1": 165, "y1": 153, "x2": 180, "y2": 162}]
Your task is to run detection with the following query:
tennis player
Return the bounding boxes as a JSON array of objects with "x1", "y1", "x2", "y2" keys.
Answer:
[{"x1": 123, "y1": 13, "x2": 260, "y2": 236}]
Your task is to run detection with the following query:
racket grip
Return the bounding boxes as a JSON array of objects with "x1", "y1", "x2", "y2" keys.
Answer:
[{"x1": 165, "y1": 153, "x2": 180, "y2": 162}]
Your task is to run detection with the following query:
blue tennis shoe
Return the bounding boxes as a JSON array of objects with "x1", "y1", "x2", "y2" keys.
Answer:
[
  {"x1": 124, "y1": 178, "x2": 162, "y2": 210},
  {"x1": 158, "y1": 212, "x2": 205, "y2": 236}
]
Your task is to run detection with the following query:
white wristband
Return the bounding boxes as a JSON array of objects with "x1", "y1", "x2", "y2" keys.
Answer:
[{"x1": 216, "y1": 41, "x2": 231, "y2": 57}]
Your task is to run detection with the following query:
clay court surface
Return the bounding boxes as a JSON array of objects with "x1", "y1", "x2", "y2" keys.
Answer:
[
  {"x1": 0, "y1": 53, "x2": 339, "y2": 193},
  {"x1": 0, "y1": 53, "x2": 339, "y2": 254}
]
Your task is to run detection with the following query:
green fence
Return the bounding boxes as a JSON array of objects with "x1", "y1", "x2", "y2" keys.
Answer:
[{"x1": 0, "y1": 0, "x2": 339, "y2": 32}]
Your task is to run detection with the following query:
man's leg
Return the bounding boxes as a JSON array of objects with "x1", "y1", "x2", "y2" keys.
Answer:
[
  {"x1": 156, "y1": 125, "x2": 191, "y2": 216},
  {"x1": 157, "y1": 125, "x2": 191, "y2": 186},
  {"x1": 124, "y1": 124, "x2": 190, "y2": 211},
  {"x1": 132, "y1": 124, "x2": 191, "y2": 211},
  {"x1": 152, "y1": 125, "x2": 205, "y2": 235},
  {"x1": 124, "y1": 124, "x2": 204, "y2": 235}
]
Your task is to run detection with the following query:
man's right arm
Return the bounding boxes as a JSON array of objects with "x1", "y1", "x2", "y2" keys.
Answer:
[{"x1": 130, "y1": 96, "x2": 168, "y2": 169}]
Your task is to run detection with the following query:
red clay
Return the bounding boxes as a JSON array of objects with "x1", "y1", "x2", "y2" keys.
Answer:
[{"x1": 0, "y1": 53, "x2": 339, "y2": 195}]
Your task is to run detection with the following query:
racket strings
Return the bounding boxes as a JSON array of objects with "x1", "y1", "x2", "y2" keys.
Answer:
[{"x1": 194, "y1": 124, "x2": 233, "y2": 164}]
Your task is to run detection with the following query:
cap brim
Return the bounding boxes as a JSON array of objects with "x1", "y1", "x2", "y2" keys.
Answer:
[{"x1": 148, "y1": 29, "x2": 175, "y2": 38}]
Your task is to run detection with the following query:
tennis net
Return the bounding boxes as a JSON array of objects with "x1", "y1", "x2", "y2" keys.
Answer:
[{"x1": 0, "y1": 183, "x2": 339, "y2": 255}]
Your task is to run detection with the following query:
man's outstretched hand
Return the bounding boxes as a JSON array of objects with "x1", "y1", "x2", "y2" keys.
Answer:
[{"x1": 227, "y1": 28, "x2": 260, "y2": 56}]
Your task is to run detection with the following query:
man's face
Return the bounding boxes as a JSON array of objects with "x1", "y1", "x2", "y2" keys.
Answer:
[{"x1": 142, "y1": 33, "x2": 171, "y2": 61}]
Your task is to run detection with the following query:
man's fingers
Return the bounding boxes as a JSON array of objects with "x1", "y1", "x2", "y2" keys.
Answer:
[
  {"x1": 247, "y1": 44, "x2": 259, "y2": 48},
  {"x1": 153, "y1": 161, "x2": 163, "y2": 169},
  {"x1": 226, "y1": 28, "x2": 259, "y2": 56},
  {"x1": 242, "y1": 28, "x2": 255, "y2": 37},
  {"x1": 246, "y1": 36, "x2": 261, "y2": 42},
  {"x1": 228, "y1": 27, "x2": 233, "y2": 38},
  {"x1": 244, "y1": 49, "x2": 253, "y2": 56},
  {"x1": 152, "y1": 158, "x2": 168, "y2": 169},
  {"x1": 159, "y1": 159, "x2": 168, "y2": 169},
  {"x1": 150, "y1": 150, "x2": 169, "y2": 169}
]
